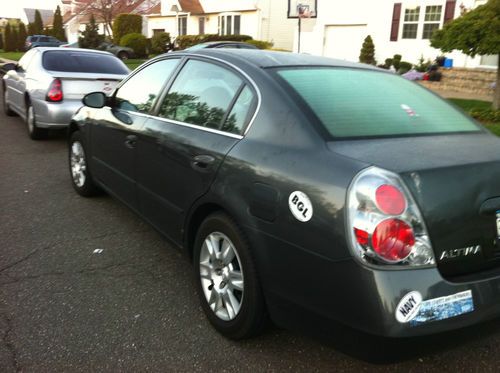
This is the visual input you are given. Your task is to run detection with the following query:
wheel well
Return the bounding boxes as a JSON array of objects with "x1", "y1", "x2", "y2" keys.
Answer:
[
  {"x1": 24, "y1": 93, "x2": 30, "y2": 106},
  {"x1": 68, "y1": 121, "x2": 79, "y2": 136},
  {"x1": 186, "y1": 203, "x2": 225, "y2": 262}
]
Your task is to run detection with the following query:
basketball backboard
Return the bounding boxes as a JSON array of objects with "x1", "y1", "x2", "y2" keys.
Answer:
[{"x1": 287, "y1": 0, "x2": 318, "y2": 18}]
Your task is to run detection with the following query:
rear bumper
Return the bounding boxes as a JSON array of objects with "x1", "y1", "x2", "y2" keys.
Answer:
[
  {"x1": 32, "y1": 98, "x2": 82, "y2": 128},
  {"x1": 254, "y1": 229, "x2": 500, "y2": 338}
]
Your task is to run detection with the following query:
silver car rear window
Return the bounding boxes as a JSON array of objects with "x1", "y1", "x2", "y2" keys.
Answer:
[{"x1": 42, "y1": 51, "x2": 129, "y2": 75}]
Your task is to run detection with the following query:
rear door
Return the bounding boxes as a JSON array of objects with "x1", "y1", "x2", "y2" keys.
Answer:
[
  {"x1": 136, "y1": 58, "x2": 258, "y2": 243},
  {"x1": 90, "y1": 58, "x2": 181, "y2": 210}
]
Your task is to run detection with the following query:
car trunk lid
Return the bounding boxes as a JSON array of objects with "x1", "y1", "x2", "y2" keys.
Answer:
[
  {"x1": 329, "y1": 133, "x2": 500, "y2": 279},
  {"x1": 48, "y1": 72, "x2": 125, "y2": 100}
]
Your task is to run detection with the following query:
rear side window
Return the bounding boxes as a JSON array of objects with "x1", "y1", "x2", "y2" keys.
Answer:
[
  {"x1": 40, "y1": 37, "x2": 49, "y2": 42},
  {"x1": 277, "y1": 68, "x2": 480, "y2": 138},
  {"x1": 158, "y1": 59, "x2": 249, "y2": 133},
  {"x1": 42, "y1": 51, "x2": 129, "y2": 74}
]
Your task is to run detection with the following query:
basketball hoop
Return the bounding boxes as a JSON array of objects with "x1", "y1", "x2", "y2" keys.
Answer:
[{"x1": 297, "y1": 5, "x2": 314, "y2": 18}]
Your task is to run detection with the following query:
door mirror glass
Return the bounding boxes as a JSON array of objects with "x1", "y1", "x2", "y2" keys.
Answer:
[
  {"x1": 83, "y1": 92, "x2": 107, "y2": 108},
  {"x1": 1, "y1": 63, "x2": 17, "y2": 73}
]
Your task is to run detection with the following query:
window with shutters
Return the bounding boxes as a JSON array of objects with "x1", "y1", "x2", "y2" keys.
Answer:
[
  {"x1": 422, "y1": 5, "x2": 442, "y2": 39},
  {"x1": 402, "y1": 7, "x2": 420, "y2": 39}
]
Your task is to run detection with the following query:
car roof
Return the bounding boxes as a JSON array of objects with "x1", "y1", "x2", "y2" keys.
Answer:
[
  {"x1": 170, "y1": 49, "x2": 380, "y2": 71},
  {"x1": 34, "y1": 47, "x2": 115, "y2": 56}
]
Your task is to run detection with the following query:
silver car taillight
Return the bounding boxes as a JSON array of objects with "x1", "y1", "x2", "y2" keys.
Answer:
[{"x1": 346, "y1": 167, "x2": 435, "y2": 267}]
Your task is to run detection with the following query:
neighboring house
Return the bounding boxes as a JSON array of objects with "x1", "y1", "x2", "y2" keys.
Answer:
[
  {"x1": 146, "y1": 0, "x2": 296, "y2": 50},
  {"x1": 20, "y1": 8, "x2": 55, "y2": 26},
  {"x1": 295, "y1": 0, "x2": 496, "y2": 69},
  {"x1": 62, "y1": 0, "x2": 161, "y2": 43}
]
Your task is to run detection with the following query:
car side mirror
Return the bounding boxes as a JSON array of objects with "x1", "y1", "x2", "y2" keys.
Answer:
[
  {"x1": 82, "y1": 92, "x2": 107, "y2": 108},
  {"x1": 1, "y1": 63, "x2": 17, "y2": 73}
]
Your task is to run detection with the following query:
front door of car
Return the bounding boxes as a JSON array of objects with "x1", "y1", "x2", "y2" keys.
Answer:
[
  {"x1": 136, "y1": 58, "x2": 258, "y2": 244},
  {"x1": 90, "y1": 58, "x2": 181, "y2": 211}
]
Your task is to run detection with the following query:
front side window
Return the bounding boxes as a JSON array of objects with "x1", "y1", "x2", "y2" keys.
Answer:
[
  {"x1": 115, "y1": 58, "x2": 179, "y2": 113},
  {"x1": 40, "y1": 37, "x2": 49, "y2": 42},
  {"x1": 422, "y1": 5, "x2": 442, "y2": 39},
  {"x1": 276, "y1": 68, "x2": 480, "y2": 138},
  {"x1": 158, "y1": 60, "x2": 249, "y2": 133},
  {"x1": 402, "y1": 7, "x2": 420, "y2": 39}
]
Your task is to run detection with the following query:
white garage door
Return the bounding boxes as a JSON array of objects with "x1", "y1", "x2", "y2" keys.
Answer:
[{"x1": 323, "y1": 24, "x2": 369, "y2": 63}]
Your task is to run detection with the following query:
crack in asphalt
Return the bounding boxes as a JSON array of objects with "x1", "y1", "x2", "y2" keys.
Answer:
[
  {"x1": 0, "y1": 260, "x2": 161, "y2": 287},
  {"x1": 1, "y1": 313, "x2": 21, "y2": 372},
  {"x1": 0, "y1": 228, "x2": 151, "y2": 276}
]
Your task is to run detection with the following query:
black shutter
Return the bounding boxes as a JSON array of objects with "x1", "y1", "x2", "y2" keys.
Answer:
[
  {"x1": 390, "y1": 3, "x2": 402, "y2": 41},
  {"x1": 444, "y1": 0, "x2": 456, "y2": 23}
]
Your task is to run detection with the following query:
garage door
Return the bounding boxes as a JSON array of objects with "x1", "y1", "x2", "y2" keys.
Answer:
[{"x1": 323, "y1": 25, "x2": 368, "y2": 62}]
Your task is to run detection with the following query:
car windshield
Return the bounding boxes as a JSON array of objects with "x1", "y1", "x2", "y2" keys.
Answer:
[
  {"x1": 42, "y1": 51, "x2": 129, "y2": 74},
  {"x1": 276, "y1": 67, "x2": 480, "y2": 138}
]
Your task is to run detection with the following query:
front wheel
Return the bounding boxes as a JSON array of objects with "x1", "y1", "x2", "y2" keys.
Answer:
[
  {"x1": 26, "y1": 102, "x2": 48, "y2": 140},
  {"x1": 69, "y1": 131, "x2": 101, "y2": 197},
  {"x1": 194, "y1": 212, "x2": 268, "y2": 339}
]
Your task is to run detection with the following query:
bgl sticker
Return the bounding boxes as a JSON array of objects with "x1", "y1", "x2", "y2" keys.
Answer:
[
  {"x1": 395, "y1": 291, "x2": 422, "y2": 323},
  {"x1": 288, "y1": 191, "x2": 313, "y2": 222}
]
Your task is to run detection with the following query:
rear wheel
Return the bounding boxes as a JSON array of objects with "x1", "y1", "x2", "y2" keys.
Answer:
[
  {"x1": 26, "y1": 102, "x2": 48, "y2": 140},
  {"x1": 118, "y1": 51, "x2": 129, "y2": 60},
  {"x1": 194, "y1": 212, "x2": 268, "y2": 339},
  {"x1": 69, "y1": 131, "x2": 101, "y2": 197},
  {"x1": 2, "y1": 87, "x2": 16, "y2": 116}
]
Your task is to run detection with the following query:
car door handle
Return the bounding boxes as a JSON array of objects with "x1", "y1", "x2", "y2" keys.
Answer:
[
  {"x1": 124, "y1": 135, "x2": 137, "y2": 149},
  {"x1": 191, "y1": 154, "x2": 215, "y2": 171}
]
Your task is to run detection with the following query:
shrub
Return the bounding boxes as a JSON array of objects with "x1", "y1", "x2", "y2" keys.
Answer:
[
  {"x1": 113, "y1": 14, "x2": 142, "y2": 44},
  {"x1": 415, "y1": 55, "x2": 432, "y2": 72},
  {"x1": 176, "y1": 34, "x2": 253, "y2": 49},
  {"x1": 79, "y1": 15, "x2": 104, "y2": 49},
  {"x1": 359, "y1": 35, "x2": 376, "y2": 65},
  {"x1": 393, "y1": 54, "x2": 402, "y2": 70},
  {"x1": 151, "y1": 32, "x2": 171, "y2": 54},
  {"x1": 246, "y1": 39, "x2": 273, "y2": 49},
  {"x1": 384, "y1": 58, "x2": 393, "y2": 68},
  {"x1": 398, "y1": 61, "x2": 413, "y2": 74},
  {"x1": 120, "y1": 33, "x2": 147, "y2": 58}
]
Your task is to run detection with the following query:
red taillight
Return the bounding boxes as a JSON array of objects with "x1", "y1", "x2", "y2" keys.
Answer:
[
  {"x1": 46, "y1": 78, "x2": 63, "y2": 102},
  {"x1": 375, "y1": 184, "x2": 406, "y2": 215},
  {"x1": 372, "y1": 219, "x2": 415, "y2": 261},
  {"x1": 354, "y1": 228, "x2": 369, "y2": 246}
]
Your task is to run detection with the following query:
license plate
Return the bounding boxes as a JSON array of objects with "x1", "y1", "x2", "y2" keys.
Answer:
[{"x1": 496, "y1": 211, "x2": 500, "y2": 237}]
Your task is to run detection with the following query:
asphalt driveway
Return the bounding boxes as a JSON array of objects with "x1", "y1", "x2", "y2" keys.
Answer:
[{"x1": 2, "y1": 91, "x2": 500, "y2": 372}]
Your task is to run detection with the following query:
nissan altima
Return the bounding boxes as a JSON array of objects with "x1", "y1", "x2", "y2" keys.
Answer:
[
  {"x1": 2, "y1": 47, "x2": 129, "y2": 139},
  {"x1": 68, "y1": 49, "x2": 500, "y2": 340}
]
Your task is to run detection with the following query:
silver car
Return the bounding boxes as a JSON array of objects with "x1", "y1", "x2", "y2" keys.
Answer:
[{"x1": 2, "y1": 47, "x2": 130, "y2": 139}]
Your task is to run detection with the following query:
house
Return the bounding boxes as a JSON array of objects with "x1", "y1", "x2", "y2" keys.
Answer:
[
  {"x1": 62, "y1": 0, "x2": 161, "y2": 43},
  {"x1": 146, "y1": 0, "x2": 296, "y2": 50},
  {"x1": 295, "y1": 0, "x2": 496, "y2": 69}
]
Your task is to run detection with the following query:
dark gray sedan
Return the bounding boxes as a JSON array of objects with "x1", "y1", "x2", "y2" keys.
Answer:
[{"x1": 67, "y1": 49, "x2": 500, "y2": 341}]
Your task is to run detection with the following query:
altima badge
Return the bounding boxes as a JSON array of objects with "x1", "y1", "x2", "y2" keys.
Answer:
[{"x1": 439, "y1": 245, "x2": 482, "y2": 261}]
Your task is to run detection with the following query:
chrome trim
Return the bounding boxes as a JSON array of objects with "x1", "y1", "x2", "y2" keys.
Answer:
[{"x1": 117, "y1": 53, "x2": 262, "y2": 138}]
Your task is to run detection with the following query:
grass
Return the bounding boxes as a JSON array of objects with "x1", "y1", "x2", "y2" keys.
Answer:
[
  {"x1": 0, "y1": 50, "x2": 24, "y2": 61},
  {"x1": 448, "y1": 98, "x2": 500, "y2": 135},
  {"x1": 124, "y1": 59, "x2": 146, "y2": 70}
]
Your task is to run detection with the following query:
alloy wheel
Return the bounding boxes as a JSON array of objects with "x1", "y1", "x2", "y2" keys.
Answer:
[{"x1": 70, "y1": 141, "x2": 87, "y2": 187}]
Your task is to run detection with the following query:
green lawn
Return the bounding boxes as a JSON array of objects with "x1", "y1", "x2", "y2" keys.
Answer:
[
  {"x1": 448, "y1": 98, "x2": 500, "y2": 135},
  {"x1": 0, "y1": 51, "x2": 24, "y2": 61},
  {"x1": 124, "y1": 59, "x2": 146, "y2": 70}
]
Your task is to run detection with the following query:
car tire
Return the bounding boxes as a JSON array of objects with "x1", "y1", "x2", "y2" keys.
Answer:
[
  {"x1": 2, "y1": 87, "x2": 16, "y2": 116},
  {"x1": 69, "y1": 131, "x2": 101, "y2": 197},
  {"x1": 194, "y1": 212, "x2": 268, "y2": 340},
  {"x1": 118, "y1": 51, "x2": 129, "y2": 60},
  {"x1": 26, "y1": 101, "x2": 48, "y2": 140}
]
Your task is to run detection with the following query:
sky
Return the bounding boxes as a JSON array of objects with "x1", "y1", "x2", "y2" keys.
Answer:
[{"x1": 0, "y1": 0, "x2": 61, "y2": 19}]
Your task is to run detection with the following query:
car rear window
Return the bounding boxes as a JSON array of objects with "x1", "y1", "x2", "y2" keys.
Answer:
[
  {"x1": 276, "y1": 68, "x2": 480, "y2": 138},
  {"x1": 42, "y1": 51, "x2": 129, "y2": 74}
]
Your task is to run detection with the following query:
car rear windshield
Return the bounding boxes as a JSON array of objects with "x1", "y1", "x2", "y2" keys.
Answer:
[
  {"x1": 42, "y1": 51, "x2": 129, "y2": 74},
  {"x1": 276, "y1": 67, "x2": 480, "y2": 138}
]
